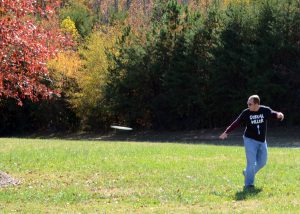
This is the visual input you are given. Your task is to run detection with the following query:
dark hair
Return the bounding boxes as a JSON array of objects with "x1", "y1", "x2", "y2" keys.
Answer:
[{"x1": 249, "y1": 95, "x2": 260, "y2": 105}]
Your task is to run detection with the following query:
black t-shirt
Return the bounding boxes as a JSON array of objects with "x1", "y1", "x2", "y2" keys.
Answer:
[{"x1": 225, "y1": 105, "x2": 279, "y2": 142}]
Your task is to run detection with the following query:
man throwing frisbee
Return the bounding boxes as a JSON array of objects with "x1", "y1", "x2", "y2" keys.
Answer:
[{"x1": 219, "y1": 95, "x2": 284, "y2": 189}]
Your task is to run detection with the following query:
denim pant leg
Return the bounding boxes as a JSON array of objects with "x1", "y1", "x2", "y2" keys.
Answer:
[
  {"x1": 243, "y1": 136, "x2": 259, "y2": 186},
  {"x1": 255, "y1": 142, "x2": 268, "y2": 174}
]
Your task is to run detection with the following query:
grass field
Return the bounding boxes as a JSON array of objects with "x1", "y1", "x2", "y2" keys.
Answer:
[{"x1": 0, "y1": 138, "x2": 299, "y2": 213}]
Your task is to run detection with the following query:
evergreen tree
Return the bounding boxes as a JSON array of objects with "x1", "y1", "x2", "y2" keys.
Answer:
[{"x1": 211, "y1": 3, "x2": 256, "y2": 126}]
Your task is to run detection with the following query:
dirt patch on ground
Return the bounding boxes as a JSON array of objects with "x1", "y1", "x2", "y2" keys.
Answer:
[{"x1": 0, "y1": 171, "x2": 20, "y2": 188}]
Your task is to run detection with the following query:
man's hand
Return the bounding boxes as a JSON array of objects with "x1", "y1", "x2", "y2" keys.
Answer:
[
  {"x1": 277, "y1": 112, "x2": 284, "y2": 121},
  {"x1": 219, "y1": 132, "x2": 228, "y2": 140}
]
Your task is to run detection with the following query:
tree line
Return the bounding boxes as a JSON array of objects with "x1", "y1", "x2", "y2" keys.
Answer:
[{"x1": 0, "y1": 0, "x2": 299, "y2": 134}]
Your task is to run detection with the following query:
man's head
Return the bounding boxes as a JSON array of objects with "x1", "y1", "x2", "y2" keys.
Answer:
[{"x1": 247, "y1": 95, "x2": 260, "y2": 111}]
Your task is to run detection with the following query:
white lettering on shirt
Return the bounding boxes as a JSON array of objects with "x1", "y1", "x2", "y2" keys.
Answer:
[{"x1": 250, "y1": 114, "x2": 264, "y2": 124}]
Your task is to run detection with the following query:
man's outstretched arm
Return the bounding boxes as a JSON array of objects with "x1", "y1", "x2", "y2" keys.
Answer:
[
  {"x1": 270, "y1": 110, "x2": 284, "y2": 121},
  {"x1": 219, "y1": 113, "x2": 243, "y2": 140}
]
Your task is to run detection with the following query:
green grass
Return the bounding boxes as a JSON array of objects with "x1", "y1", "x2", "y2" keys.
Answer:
[{"x1": 0, "y1": 138, "x2": 299, "y2": 213}]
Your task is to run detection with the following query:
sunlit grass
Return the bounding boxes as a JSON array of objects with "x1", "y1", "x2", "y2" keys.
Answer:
[{"x1": 0, "y1": 138, "x2": 299, "y2": 213}]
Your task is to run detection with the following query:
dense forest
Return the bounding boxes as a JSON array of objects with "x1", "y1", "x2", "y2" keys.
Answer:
[{"x1": 0, "y1": 0, "x2": 299, "y2": 134}]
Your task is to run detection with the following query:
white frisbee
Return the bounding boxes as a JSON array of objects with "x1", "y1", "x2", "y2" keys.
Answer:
[{"x1": 110, "y1": 125, "x2": 133, "y2": 131}]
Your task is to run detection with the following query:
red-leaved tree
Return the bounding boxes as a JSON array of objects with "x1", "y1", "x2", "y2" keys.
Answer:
[{"x1": 0, "y1": 0, "x2": 70, "y2": 105}]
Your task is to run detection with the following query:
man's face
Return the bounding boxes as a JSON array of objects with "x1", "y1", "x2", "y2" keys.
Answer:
[{"x1": 247, "y1": 98, "x2": 259, "y2": 111}]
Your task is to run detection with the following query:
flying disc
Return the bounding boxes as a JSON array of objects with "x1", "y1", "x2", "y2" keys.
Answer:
[{"x1": 110, "y1": 125, "x2": 133, "y2": 131}]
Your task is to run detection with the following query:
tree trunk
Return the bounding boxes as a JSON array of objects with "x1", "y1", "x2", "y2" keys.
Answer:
[
  {"x1": 126, "y1": 0, "x2": 131, "y2": 10},
  {"x1": 114, "y1": 0, "x2": 118, "y2": 12}
]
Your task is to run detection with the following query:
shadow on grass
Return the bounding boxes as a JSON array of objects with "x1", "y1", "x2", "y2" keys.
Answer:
[
  {"x1": 8, "y1": 126, "x2": 300, "y2": 148},
  {"x1": 235, "y1": 187, "x2": 263, "y2": 201}
]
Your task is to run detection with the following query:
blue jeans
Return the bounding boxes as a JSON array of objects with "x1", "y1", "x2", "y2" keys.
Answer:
[{"x1": 243, "y1": 136, "x2": 268, "y2": 186}]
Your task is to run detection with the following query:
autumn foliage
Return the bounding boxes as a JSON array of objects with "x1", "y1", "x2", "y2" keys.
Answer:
[
  {"x1": 0, "y1": 0, "x2": 69, "y2": 105},
  {"x1": 0, "y1": 0, "x2": 299, "y2": 134}
]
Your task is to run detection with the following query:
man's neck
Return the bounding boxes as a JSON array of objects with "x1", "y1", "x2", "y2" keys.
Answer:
[{"x1": 253, "y1": 105, "x2": 260, "y2": 112}]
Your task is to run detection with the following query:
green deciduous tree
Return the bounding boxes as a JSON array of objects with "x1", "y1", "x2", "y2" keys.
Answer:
[{"x1": 60, "y1": 0, "x2": 94, "y2": 38}]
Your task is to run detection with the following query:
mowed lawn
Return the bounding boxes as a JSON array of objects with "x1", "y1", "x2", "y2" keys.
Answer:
[{"x1": 0, "y1": 138, "x2": 299, "y2": 213}]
